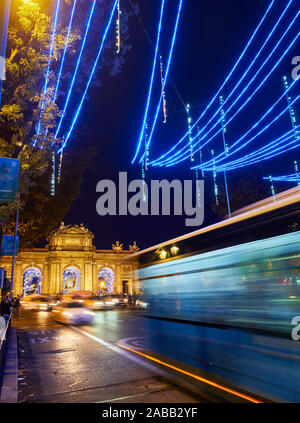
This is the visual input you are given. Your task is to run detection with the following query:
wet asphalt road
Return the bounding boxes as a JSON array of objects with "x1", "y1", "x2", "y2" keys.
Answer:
[{"x1": 14, "y1": 309, "x2": 202, "y2": 403}]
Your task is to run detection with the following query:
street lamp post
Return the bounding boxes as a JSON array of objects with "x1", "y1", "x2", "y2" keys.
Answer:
[{"x1": 0, "y1": 0, "x2": 11, "y2": 105}]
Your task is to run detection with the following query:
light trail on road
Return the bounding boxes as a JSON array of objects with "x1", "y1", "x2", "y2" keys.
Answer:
[{"x1": 117, "y1": 344, "x2": 263, "y2": 403}]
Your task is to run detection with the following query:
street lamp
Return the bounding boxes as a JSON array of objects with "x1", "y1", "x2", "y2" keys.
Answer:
[{"x1": 0, "y1": 0, "x2": 11, "y2": 105}]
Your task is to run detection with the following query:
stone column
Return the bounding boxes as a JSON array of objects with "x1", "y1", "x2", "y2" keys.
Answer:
[
  {"x1": 115, "y1": 262, "x2": 122, "y2": 294},
  {"x1": 92, "y1": 261, "x2": 98, "y2": 293},
  {"x1": 43, "y1": 259, "x2": 49, "y2": 293},
  {"x1": 49, "y1": 256, "x2": 59, "y2": 294},
  {"x1": 15, "y1": 258, "x2": 22, "y2": 295},
  {"x1": 84, "y1": 257, "x2": 93, "y2": 292},
  {"x1": 57, "y1": 259, "x2": 62, "y2": 293}
]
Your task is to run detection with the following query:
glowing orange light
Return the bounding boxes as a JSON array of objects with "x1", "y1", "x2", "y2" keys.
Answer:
[{"x1": 117, "y1": 344, "x2": 263, "y2": 404}]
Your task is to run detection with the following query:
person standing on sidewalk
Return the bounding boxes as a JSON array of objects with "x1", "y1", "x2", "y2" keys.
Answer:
[
  {"x1": 13, "y1": 296, "x2": 21, "y2": 319},
  {"x1": 0, "y1": 297, "x2": 12, "y2": 321}
]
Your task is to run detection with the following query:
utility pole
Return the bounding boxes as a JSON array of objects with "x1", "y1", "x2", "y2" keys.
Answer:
[
  {"x1": 10, "y1": 194, "x2": 20, "y2": 302},
  {"x1": 0, "y1": 0, "x2": 11, "y2": 105}
]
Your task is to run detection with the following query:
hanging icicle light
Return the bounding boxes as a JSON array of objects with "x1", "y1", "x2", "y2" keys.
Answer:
[
  {"x1": 283, "y1": 75, "x2": 299, "y2": 140},
  {"x1": 283, "y1": 75, "x2": 299, "y2": 142},
  {"x1": 219, "y1": 95, "x2": 231, "y2": 218},
  {"x1": 116, "y1": 0, "x2": 121, "y2": 54},
  {"x1": 58, "y1": 149, "x2": 63, "y2": 184},
  {"x1": 186, "y1": 104, "x2": 194, "y2": 162},
  {"x1": 159, "y1": 55, "x2": 167, "y2": 123},
  {"x1": 197, "y1": 126, "x2": 205, "y2": 178},
  {"x1": 51, "y1": 152, "x2": 56, "y2": 196},
  {"x1": 294, "y1": 160, "x2": 300, "y2": 188},
  {"x1": 269, "y1": 175, "x2": 276, "y2": 200},
  {"x1": 145, "y1": 121, "x2": 149, "y2": 171},
  {"x1": 211, "y1": 149, "x2": 219, "y2": 205},
  {"x1": 142, "y1": 122, "x2": 149, "y2": 202}
]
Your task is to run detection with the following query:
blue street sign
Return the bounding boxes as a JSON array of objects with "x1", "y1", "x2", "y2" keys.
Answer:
[
  {"x1": 0, "y1": 157, "x2": 20, "y2": 202},
  {"x1": 0, "y1": 0, "x2": 11, "y2": 104},
  {"x1": 2, "y1": 235, "x2": 19, "y2": 256}
]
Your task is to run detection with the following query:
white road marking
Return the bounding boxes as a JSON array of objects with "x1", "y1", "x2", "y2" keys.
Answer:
[
  {"x1": 96, "y1": 391, "x2": 158, "y2": 403},
  {"x1": 71, "y1": 327, "x2": 169, "y2": 378}
]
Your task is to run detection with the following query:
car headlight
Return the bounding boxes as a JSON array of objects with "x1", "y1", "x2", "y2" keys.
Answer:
[{"x1": 62, "y1": 312, "x2": 72, "y2": 317}]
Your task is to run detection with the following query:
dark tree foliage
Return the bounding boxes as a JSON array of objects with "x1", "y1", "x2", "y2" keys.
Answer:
[
  {"x1": 211, "y1": 172, "x2": 268, "y2": 218},
  {"x1": 0, "y1": 0, "x2": 131, "y2": 246}
]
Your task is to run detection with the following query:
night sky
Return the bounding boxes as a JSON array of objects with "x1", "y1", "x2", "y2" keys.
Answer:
[{"x1": 64, "y1": 0, "x2": 299, "y2": 250}]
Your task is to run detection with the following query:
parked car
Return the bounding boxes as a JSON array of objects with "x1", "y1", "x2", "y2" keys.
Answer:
[
  {"x1": 20, "y1": 294, "x2": 54, "y2": 311},
  {"x1": 52, "y1": 301, "x2": 95, "y2": 325},
  {"x1": 84, "y1": 295, "x2": 115, "y2": 311},
  {"x1": 105, "y1": 294, "x2": 128, "y2": 308}
]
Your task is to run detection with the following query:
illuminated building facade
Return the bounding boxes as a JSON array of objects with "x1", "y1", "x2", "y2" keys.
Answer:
[{"x1": 0, "y1": 222, "x2": 139, "y2": 296}]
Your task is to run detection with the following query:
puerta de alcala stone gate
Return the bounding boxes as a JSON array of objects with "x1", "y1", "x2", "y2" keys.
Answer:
[{"x1": 0, "y1": 222, "x2": 139, "y2": 296}]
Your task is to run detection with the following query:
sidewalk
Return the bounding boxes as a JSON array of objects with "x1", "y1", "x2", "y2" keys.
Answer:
[{"x1": 0, "y1": 326, "x2": 18, "y2": 403}]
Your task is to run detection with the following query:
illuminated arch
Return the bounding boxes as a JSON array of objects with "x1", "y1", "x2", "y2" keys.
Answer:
[
  {"x1": 23, "y1": 268, "x2": 42, "y2": 296},
  {"x1": 98, "y1": 268, "x2": 114, "y2": 295},
  {"x1": 63, "y1": 267, "x2": 81, "y2": 294}
]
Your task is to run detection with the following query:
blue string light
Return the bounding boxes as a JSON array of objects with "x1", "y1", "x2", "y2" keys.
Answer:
[
  {"x1": 264, "y1": 172, "x2": 300, "y2": 182},
  {"x1": 54, "y1": 0, "x2": 78, "y2": 102},
  {"x1": 131, "y1": 0, "x2": 166, "y2": 164},
  {"x1": 213, "y1": 129, "x2": 296, "y2": 170},
  {"x1": 155, "y1": 3, "x2": 298, "y2": 166},
  {"x1": 209, "y1": 130, "x2": 297, "y2": 172},
  {"x1": 192, "y1": 94, "x2": 300, "y2": 172},
  {"x1": 54, "y1": 0, "x2": 96, "y2": 141},
  {"x1": 148, "y1": 0, "x2": 276, "y2": 165},
  {"x1": 57, "y1": 0, "x2": 118, "y2": 154},
  {"x1": 139, "y1": 0, "x2": 184, "y2": 164},
  {"x1": 43, "y1": 0, "x2": 78, "y2": 145},
  {"x1": 159, "y1": 33, "x2": 300, "y2": 168},
  {"x1": 153, "y1": 20, "x2": 300, "y2": 167},
  {"x1": 33, "y1": 0, "x2": 61, "y2": 147}
]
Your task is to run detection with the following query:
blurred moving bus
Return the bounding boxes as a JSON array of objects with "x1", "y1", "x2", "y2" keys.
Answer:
[{"x1": 129, "y1": 187, "x2": 300, "y2": 402}]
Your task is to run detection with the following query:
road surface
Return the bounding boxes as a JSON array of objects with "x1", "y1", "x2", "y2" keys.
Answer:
[{"x1": 13, "y1": 309, "x2": 264, "y2": 403}]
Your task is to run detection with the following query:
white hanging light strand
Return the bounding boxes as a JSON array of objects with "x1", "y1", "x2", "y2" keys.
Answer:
[
  {"x1": 211, "y1": 149, "x2": 219, "y2": 205},
  {"x1": 116, "y1": 0, "x2": 121, "y2": 54},
  {"x1": 159, "y1": 55, "x2": 167, "y2": 123},
  {"x1": 186, "y1": 104, "x2": 194, "y2": 162}
]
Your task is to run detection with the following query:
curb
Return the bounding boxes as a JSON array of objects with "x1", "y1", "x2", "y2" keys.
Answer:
[{"x1": 0, "y1": 327, "x2": 18, "y2": 403}]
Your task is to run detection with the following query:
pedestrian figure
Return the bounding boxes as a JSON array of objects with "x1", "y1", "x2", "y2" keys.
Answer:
[
  {"x1": 132, "y1": 293, "x2": 137, "y2": 308},
  {"x1": 0, "y1": 297, "x2": 12, "y2": 321},
  {"x1": 128, "y1": 294, "x2": 132, "y2": 307},
  {"x1": 13, "y1": 296, "x2": 21, "y2": 319}
]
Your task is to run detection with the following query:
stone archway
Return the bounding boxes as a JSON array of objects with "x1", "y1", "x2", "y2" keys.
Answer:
[
  {"x1": 63, "y1": 267, "x2": 81, "y2": 293},
  {"x1": 98, "y1": 268, "x2": 114, "y2": 295},
  {"x1": 23, "y1": 267, "x2": 42, "y2": 296}
]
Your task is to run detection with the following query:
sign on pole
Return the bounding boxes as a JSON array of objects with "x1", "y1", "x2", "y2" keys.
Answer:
[
  {"x1": 0, "y1": 157, "x2": 20, "y2": 202},
  {"x1": 0, "y1": 0, "x2": 11, "y2": 103},
  {"x1": 2, "y1": 235, "x2": 19, "y2": 256},
  {"x1": 0, "y1": 268, "x2": 6, "y2": 289}
]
